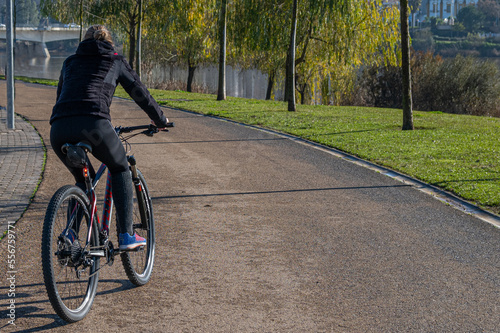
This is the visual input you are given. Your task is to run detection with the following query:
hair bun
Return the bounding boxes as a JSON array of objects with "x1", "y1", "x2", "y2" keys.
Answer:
[
  {"x1": 83, "y1": 25, "x2": 114, "y2": 46},
  {"x1": 93, "y1": 30, "x2": 106, "y2": 40}
]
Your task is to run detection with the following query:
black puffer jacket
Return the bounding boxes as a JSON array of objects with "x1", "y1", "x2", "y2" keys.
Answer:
[{"x1": 50, "y1": 39, "x2": 167, "y2": 126}]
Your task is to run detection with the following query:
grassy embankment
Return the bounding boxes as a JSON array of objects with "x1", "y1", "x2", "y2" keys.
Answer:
[{"x1": 10, "y1": 76, "x2": 500, "y2": 215}]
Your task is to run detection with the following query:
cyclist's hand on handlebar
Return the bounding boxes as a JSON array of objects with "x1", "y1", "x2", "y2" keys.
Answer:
[
  {"x1": 152, "y1": 119, "x2": 168, "y2": 130},
  {"x1": 152, "y1": 119, "x2": 175, "y2": 131}
]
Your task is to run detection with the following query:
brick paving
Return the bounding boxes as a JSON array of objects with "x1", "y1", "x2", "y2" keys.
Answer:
[{"x1": 0, "y1": 106, "x2": 45, "y2": 236}]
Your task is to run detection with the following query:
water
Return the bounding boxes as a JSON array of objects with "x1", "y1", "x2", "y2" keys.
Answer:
[{"x1": 0, "y1": 53, "x2": 66, "y2": 80}]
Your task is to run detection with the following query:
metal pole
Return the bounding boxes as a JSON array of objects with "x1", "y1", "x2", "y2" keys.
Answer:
[{"x1": 6, "y1": 0, "x2": 15, "y2": 130}]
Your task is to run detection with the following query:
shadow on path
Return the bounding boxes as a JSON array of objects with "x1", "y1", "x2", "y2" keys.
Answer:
[
  {"x1": 0, "y1": 279, "x2": 135, "y2": 332},
  {"x1": 153, "y1": 184, "x2": 411, "y2": 201}
]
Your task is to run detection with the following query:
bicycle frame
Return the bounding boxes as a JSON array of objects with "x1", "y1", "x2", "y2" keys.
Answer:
[
  {"x1": 90, "y1": 163, "x2": 113, "y2": 239},
  {"x1": 73, "y1": 156, "x2": 143, "y2": 259},
  {"x1": 66, "y1": 161, "x2": 112, "y2": 258}
]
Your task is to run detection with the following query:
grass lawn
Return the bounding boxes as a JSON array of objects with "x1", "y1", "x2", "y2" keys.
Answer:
[{"x1": 9, "y1": 77, "x2": 500, "y2": 215}]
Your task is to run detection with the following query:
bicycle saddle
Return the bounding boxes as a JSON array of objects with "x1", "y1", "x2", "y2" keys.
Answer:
[{"x1": 61, "y1": 142, "x2": 92, "y2": 168}]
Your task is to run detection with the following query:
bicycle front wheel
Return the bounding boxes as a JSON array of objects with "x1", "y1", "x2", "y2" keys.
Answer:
[
  {"x1": 120, "y1": 169, "x2": 155, "y2": 286},
  {"x1": 41, "y1": 185, "x2": 100, "y2": 323}
]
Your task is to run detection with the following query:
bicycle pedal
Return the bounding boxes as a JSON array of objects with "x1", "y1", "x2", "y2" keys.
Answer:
[
  {"x1": 117, "y1": 245, "x2": 145, "y2": 253},
  {"x1": 129, "y1": 245, "x2": 145, "y2": 252}
]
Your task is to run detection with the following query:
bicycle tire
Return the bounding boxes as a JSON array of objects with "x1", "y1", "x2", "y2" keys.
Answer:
[
  {"x1": 120, "y1": 169, "x2": 155, "y2": 286},
  {"x1": 41, "y1": 185, "x2": 100, "y2": 323}
]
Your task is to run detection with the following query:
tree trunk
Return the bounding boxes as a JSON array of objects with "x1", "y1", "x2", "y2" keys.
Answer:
[
  {"x1": 217, "y1": 0, "x2": 227, "y2": 101},
  {"x1": 136, "y1": 0, "x2": 142, "y2": 80},
  {"x1": 287, "y1": 0, "x2": 298, "y2": 112},
  {"x1": 284, "y1": 53, "x2": 290, "y2": 102},
  {"x1": 284, "y1": 20, "x2": 310, "y2": 103},
  {"x1": 187, "y1": 60, "x2": 197, "y2": 92},
  {"x1": 128, "y1": 20, "x2": 137, "y2": 70},
  {"x1": 266, "y1": 70, "x2": 275, "y2": 100},
  {"x1": 401, "y1": 0, "x2": 414, "y2": 130},
  {"x1": 298, "y1": 81, "x2": 306, "y2": 105}
]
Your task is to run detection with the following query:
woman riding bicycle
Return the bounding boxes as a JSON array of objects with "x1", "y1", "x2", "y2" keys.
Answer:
[{"x1": 50, "y1": 25, "x2": 168, "y2": 251}]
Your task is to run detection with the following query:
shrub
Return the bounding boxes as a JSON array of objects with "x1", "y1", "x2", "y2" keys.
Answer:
[
  {"x1": 434, "y1": 55, "x2": 500, "y2": 116},
  {"x1": 354, "y1": 52, "x2": 500, "y2": 117},
  {"x1": 411, "y1": 29, "x2": 435, "y2": 52},
  {"x1": 356, "y1": 65, "x2": 402, "y2": 108},
  {"x1": 411, "y1": 51, "x2": 444, "y2": 112}
]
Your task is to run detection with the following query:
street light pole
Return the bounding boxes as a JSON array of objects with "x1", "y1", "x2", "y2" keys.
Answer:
[{"x1": 6, "y1": 0, "x2": 15, "y2": 130}]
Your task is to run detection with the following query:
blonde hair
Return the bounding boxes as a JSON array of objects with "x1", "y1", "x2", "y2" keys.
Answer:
[{"x1": 84, "y1": 25, "x2": 114, "y2": 46}]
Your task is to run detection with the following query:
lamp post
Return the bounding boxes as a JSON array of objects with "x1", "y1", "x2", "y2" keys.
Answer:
[{"x1": 6, "y1": 0, "x2": 15, "y2": 130}]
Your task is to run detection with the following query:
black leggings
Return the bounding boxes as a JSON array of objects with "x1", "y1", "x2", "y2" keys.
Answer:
[{"x1": 51, "y1": 116, "x2": 134, "y2": 235}]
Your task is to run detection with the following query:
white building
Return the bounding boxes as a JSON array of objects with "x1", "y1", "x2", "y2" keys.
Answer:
[{"x1": 418, "y1": 0, "x2": 477, "y2": 21}]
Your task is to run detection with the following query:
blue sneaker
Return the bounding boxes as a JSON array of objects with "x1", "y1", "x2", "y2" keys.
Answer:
[{"x1": 119, "y1": 232, "x2": 146, "y2": 251}]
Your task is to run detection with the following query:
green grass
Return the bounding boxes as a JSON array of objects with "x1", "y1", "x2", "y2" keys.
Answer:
[
  {"x1": 0, "y1": 75, "x2": 59, "y2": 87},
  {"x1": 10, "y1": 78, "x2": 500, "y2": 214}
]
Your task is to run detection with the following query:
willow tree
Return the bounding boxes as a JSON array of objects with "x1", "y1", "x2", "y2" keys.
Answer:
[
  {"x1": 232, "y1": 0, "x2": 399, "y2": 105},
  {"x1": 16, "y1": 0, "x2": 41, "y2": 26},
  {"x1": 229, "y1": 0, "x2": 290, "y2": 100},
  {"x1": 294, "y1": 0, "x2": 400, "y2": 105},
  {"x1": 40, "y1": 0, "x2": 87, "y2": 39},
  {"x1": 283, "y1": 0, "x2": 400, "y2": 105},
  {"x1": 149, "y1": 0, "x2": 218, "y2": 92}
]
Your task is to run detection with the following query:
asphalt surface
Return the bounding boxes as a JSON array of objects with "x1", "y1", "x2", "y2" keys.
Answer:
[{"x1": 0, "y1": 82, "x2": 499, "y2": 332}]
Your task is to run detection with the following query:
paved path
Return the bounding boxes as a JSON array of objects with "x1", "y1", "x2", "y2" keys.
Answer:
[
  {"x1": 0, "y1": 99, "x2": 44, "y2": 236},
  {"x1": 0, "y1": 82, "x2": 499, "y2": 332}
]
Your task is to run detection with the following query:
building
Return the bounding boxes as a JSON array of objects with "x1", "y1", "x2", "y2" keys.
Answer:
[{"x1": 418, "y1": 0, "x2": 477, "y2": 21}]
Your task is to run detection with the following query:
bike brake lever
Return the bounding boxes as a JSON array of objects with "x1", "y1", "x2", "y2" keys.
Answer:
[{"x1": 144, "y1": 125, "x2": 159, "y2": 136}]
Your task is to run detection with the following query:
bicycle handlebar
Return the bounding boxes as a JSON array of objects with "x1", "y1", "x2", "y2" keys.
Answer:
[{"x1": 115, "y1": 122, "x2": 175, "y2": 135}]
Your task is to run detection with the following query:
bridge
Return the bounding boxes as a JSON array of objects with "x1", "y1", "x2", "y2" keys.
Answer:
[{"x1": 0, "y1": 27, "x2": 80, "y2": 57}]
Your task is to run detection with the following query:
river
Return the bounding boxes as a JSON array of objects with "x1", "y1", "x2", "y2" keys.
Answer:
[{"x1": 0, "y1": 54, "x2": 66, "y2": 80}]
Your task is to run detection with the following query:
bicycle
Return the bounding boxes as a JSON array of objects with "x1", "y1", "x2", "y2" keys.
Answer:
[{"x1": 41, "y1": 123, "x2": 173, "y2": 323}]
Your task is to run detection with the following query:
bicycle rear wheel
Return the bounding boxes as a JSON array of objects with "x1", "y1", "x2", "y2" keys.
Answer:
[
  {"x1": 120, "y1": 169, "x2": 155, "y2": 286},
  {"x1": 41, "y1": 185, "x2": 100, "y2": 323}
]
